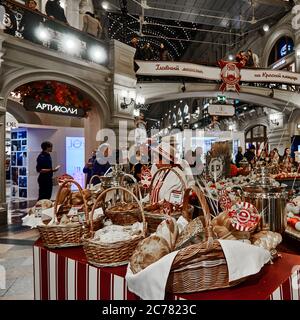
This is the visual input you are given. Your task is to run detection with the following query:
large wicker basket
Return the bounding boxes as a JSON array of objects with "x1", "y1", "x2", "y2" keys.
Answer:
[
  {"x1": 38, "y1": 180, "x2": 87, "y2": 249},
  {"x1": 144, "y1": 167, "x2": 192, "y2": 233},
  {"x1": 83, "y1": 186, "x2": 147, "y2": 267},
  {"x1": 166, "y1": 185, "x2": 246, "y2": 294},
  {"x1": 105, "y1": 174, "x2": 143, "y2": 226}
]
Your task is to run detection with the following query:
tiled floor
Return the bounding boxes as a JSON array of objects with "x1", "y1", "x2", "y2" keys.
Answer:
[{"x1": 0, "y1": 196, "x2": 39, "y2": 300}]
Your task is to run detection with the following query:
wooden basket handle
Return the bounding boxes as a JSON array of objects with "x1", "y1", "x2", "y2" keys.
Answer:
[
  {"x1": 54, "y1": 179, "x2": 88, "y2": 223},
  {"x1": 182, "y1": 185, "x2": 213, "y2": 240},
  {"x1": 120, "y1": 173, "x2": 142, "y2": 201},
  {"x1": 88, "y1": 175, "x2": 102, "y2": 188},
  {"x1": 148, "y1": 166, "x2": 187, "y2": 204},
  {"x1": 88, "y1": 186, "x2": 147, "y2": 238}
]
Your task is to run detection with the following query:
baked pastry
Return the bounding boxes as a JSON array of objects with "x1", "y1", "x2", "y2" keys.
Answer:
[
  {"x1": 36, "y1": 199, "x2": 53, "y2": 209},
  {"x1": 251, "y1": 231, "x2": 282, "y2": 251},
  {"x1": 156, "y1": 217, "x2": 178, "y2": 250},
  {"x1": 175, "y1": 217, "x2": 205, "y2": 250},
  {"x1": 57, "y1": 186, "x2": 71, "y2": 205},
  {"x1": 130, "y1": 235, "x2": 171, "y2": 274},
  {"x1": 212, "y1": 212, "x2": 251, "y2": 240}
]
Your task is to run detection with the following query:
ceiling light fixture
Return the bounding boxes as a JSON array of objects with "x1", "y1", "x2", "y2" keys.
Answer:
[{"x1": 263, "y1": 24, "x2": 270, "y2": 32}]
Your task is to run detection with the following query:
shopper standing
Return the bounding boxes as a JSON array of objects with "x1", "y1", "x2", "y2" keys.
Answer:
[
  {"x1": 83, "y1": 149, "x2": 96, "y2": 187},
  {"x1": 21, "y1": 0, "x2": 43, "y2": 44},
  {"x1": 82, "y1": 11, "x2": 102, "y2": 38},
  {"x1": 244, "y1": 145, "x2": 256, "y2": 166},
  {"x1": 45, "y1": 0, "x2": 68, "y2": 24},
  {"x1": 36, "y1": 141, "x2": 60, "y2": 200},
  {"x1": 159, "y1": 43, "x2": 172, "y2": 61},
  {"x1": 235, "y1": 146, "x2": 244, "y2": 168}
]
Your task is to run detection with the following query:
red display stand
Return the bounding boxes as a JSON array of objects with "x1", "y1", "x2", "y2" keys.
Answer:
[{"x1": 33, "y1": 239, "x2": 300, "y2": 300}]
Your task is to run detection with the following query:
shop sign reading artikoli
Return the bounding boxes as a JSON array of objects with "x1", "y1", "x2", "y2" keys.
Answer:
[{"x1": 23, "y1": 98, "x2": 86, "y2": 117}]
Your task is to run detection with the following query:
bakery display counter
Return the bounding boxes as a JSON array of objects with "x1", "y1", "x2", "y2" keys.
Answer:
[{"x1": 33, "y1": 239, "x2": 300, "y2": 300}]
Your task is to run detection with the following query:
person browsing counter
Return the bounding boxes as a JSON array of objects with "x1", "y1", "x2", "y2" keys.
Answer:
[
  {"x1": 36, "y1": 141, "x2": 60, "y2": 200},
  {"x1": 83, "y1": 149, "x2": 96, "y2": 187},
  {"x1": 143, "y1": 142, "x2": 195, "y2": 204}
]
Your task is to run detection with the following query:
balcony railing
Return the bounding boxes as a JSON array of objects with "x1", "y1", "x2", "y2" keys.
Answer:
[{"x1": 0, "y1": 0, "x2": 108, "y2": 66}]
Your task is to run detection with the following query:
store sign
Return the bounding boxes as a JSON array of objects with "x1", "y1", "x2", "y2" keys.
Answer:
[
  {"x1": 23, "y1": 99, "x2": 85, "y2": 117},
  {"x1": 208, "y1": 104, "x2": 235, "y2": 117},
  {"x1": 6, "y1": 113, "x2": 18, "y2": 128},
  {"x1": 135, "y1": 61, "x2": 300, "y2": 86}
]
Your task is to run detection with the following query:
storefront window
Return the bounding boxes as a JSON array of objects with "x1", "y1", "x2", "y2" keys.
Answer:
[
  {"x1": 245, "y1": 125, "x2": 267, "y2": 152},
  {"x1": 268, "y1": 37, "x2": 294, "y2": 66}
]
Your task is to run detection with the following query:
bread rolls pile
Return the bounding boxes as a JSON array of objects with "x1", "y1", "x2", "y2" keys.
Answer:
[
  {"x1": 251, "y1": 231, "x2": 282, "y2": 251},
  {"x1": 92, "y1": 223, "x2": 143, "y2": 244},
  {"x1": 212, "y1": 212, "x2": 282, "y2": 250}
]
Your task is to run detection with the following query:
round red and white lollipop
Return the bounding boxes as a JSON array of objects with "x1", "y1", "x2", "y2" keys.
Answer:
[
  {"x1": 219, "y1": 195, "x2": 232, "y2": 211},
  {"x1": 228, "y1": 202, "x2": 260, "y2": 232}
]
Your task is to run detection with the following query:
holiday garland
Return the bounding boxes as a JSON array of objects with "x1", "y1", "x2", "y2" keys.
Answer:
[{"x1": 14, "y1": 81, "x2": 92, "y2": 111}]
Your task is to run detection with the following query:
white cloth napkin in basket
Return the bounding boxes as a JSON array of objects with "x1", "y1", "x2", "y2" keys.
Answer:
[
  {"x1": 219, "y1": 240, "x2": 271, "y2": 282},
  {"x1": 126, "y1": 240, "x2": 271, "y2": 300},
  {"x1": 126, "y1": 250, "x2": 179, "y2": 300}
]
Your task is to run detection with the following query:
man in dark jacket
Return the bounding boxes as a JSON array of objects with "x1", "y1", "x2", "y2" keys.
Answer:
[
  {"x1": 235, "y1": 146, "x2": 244, "y2": 168},
  {"x1": 21, "y1": 0, "x2": 43, "y2": 44},
  {"x1": 244, "y1": 145, "x2": 256, "y2": 166},
  {"x1": 45, "y1": 0, "x2": 68, "y2": 24},
  {"x1": 83, "y1": 149, "x2": 96, "y2": 187}
]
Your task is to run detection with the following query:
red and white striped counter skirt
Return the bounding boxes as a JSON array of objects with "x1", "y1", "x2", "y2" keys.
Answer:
[{"x1": 33, "y1": 239, "x2": 300, "y2": 300}]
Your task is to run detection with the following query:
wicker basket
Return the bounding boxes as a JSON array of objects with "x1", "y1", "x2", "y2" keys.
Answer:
[
  {"x1": 166, "y1": 185, "x2": 246, "y2": 294},
  {"x1": 105, "y1": 175, "x2": 143, "y2": 226},
  {"x1": 83, "y1": 186, "x2": 147, "y2": 267},
  {"x1": 38, "y1": 180, "x2": 87, "y2": 249},
  {"x1": 144, "y1": 167, "x2": 191, "y2": 233}
]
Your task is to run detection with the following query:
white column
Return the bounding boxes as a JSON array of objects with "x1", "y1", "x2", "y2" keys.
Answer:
[
  {"x1": 65, "y1": 0, "x2": 81, "y2": 29},
  {"x1": 0, "y1": 35, "x2": 7, "y2": 225}
]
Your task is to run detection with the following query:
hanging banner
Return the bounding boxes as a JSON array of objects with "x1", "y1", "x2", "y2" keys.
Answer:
[
  {"x1": 135, "y1": 61, "x2": 221, "y2": 81},
  {"x1": 135, "y1": 61, "x2": 300, "y2": 86}
]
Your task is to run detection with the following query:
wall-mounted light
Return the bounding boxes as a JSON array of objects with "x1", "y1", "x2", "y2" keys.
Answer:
[
  {"x1": 270, "y1": 113, "x2": 280, "y2": 126},
  {"x1": 297, "y1": 124, "x2": 300, "y2": 130},
  {"x1": 89, "y1": 46, "x2": 107, "y2": 64},
  {"x1": 120, "y1": 90, "x2": 136, "y2": 109}
]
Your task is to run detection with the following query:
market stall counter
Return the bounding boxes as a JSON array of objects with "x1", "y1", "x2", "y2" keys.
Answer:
[{"x1": 33, "y1": 239, "x2": 300, "y2": 300}]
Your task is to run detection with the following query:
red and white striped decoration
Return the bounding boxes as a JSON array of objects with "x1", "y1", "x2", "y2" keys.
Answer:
[
  {"x1": 228, "y1": 202, "x2": 260, "y2": 232},
  {"x1": 219, "y1": 194, "x2": 232, "y2": 211},
  {"x1": 33, "y1": 242, "x2": 300, "y2": 301},
  {"x1": 33, "y1": 245, "x2": 138, "y2": 300},
  {"x1": 269, "y1": 268, "x2": 300, "y2": 300}
]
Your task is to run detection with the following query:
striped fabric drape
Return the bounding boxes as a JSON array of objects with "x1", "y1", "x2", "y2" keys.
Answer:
[{"x1": 33, "y1": 242, "x2": 300, "y2": 301}]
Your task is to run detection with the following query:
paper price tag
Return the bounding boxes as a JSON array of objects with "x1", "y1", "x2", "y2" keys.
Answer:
[{"x1": 169, "y1": 190, "x2": 183, "y2": 205}]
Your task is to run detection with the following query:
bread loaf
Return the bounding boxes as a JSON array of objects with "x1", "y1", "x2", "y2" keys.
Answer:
[
  {"x1": 175, "y1": 217, "x2": 205, "y2": 250},
  {"x1": 130, "y1": 235, "x2": 171, "y2": 274},
  {"x1": 57, "y1": 186, "x2": 71, "y2": 205},
  {"x1": 156, "y1": 217, "x2": 178, "y2": 250}
]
